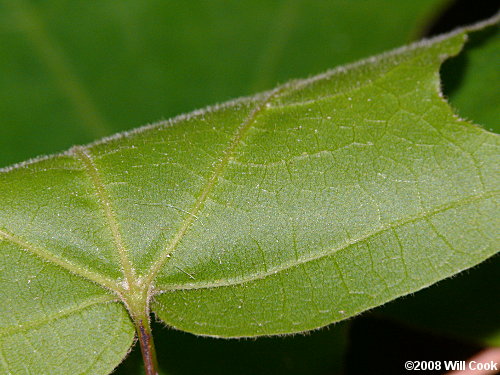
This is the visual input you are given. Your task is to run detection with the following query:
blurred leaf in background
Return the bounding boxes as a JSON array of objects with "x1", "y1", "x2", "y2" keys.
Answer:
[
  {"x1": 380, "y1": 258, "x2": 500, "y2": 346},
  {"x1": 0, "y1": 0, "x2": 448, "y2": 167},
  {"x1": 441, "y1": 25, "x2": 500, "y2": 133}
]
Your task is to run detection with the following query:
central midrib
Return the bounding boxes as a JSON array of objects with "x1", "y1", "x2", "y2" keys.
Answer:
[{"x1": 144, "y1": 87, "x2": 285, "y2": 287}]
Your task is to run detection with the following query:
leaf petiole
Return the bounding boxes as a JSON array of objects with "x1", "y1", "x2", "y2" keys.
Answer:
[{"x1": 135, "y1": 316, "x2": 159, "y2": 375}]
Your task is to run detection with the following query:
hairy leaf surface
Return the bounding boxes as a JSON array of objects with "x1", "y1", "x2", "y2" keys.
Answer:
[{"x1": 0, "y1": 24, "x2": 498, "y2": 373}]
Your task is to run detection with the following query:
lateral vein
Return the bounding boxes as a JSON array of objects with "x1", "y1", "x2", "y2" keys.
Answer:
[
  {"x1": 0, "y1": 295, "x2": 117, "y2": 337},
  {"x1": 0, "y1": 228, "x2": 118, "y2": 291},
  {"x1": 154, "y1": 190, "x2": 498, "y2": 293},
  {"x1": 72, "y1": 146, "x2": 136, "y2": 288}
]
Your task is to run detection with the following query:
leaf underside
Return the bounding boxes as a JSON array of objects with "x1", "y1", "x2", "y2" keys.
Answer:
[{"x1": 0, "y1": 27, "x2": 499, "y2": 374}]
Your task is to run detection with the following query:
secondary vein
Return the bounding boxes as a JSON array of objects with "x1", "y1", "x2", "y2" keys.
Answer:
[
  {"x1": 0, "y1": 294, "x2": 117, "y2": 337},
  {"x1": 73, "y1": 146, "x2": 136, "y2": 289},
  {"x1": 144, "y1": 87, "x2": 285, "y2": 288},
  {"x1": 153, "y1": 190, "x2": 498, "y2": 293},
  {"x1": 0, "y1": 228, "x2": 118, "y2": 291}
]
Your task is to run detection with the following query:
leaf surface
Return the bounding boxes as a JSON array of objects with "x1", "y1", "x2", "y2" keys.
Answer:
[
  {"x1": 0, "y1": 24, "x2": 498, "y2": 373},
  {"x1": 0, "y1": 241, "x2": 134, "y2": 374}
]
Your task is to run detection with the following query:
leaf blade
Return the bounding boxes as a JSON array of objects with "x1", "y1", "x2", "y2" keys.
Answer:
[
  {"x1": 0, "y1": 21, "x2": 498, "y2": 372},
  {"x1": 0, "y1": 240, "x2": 135, "y2": 374},
  {"x1": 147, "y1": 31, "x2": 498, "y2": 336}
]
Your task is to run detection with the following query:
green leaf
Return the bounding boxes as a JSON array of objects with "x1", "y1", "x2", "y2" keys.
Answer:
[
  {"x1": 0, "y1": 244, "x2": 134, "y2": 374},
  {"x1": 1, "y1": 22, "x2": 498, "y2": 374},
  {"x1": 0, "y1": 0, "x2": 447, "y2": 167}
]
